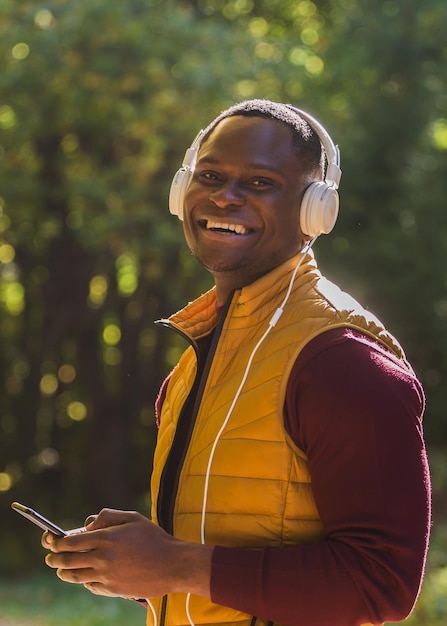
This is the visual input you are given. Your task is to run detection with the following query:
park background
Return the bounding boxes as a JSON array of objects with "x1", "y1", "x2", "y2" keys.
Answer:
[{"x1": 0, "y1": 0, "x2": 446, "y2": 624}]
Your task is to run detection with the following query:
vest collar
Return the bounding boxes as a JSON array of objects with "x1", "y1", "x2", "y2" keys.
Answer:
[
  {"x1": 158, "y1": 250, "x2": 318, "y2": 341},
  {"x1": 232, "y1": 249, "x2": 318, "y2": 317}
]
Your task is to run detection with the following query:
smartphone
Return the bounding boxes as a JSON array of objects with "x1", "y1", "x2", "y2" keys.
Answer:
[{"x1": 11, "y1": 501, "x2": 67, "y2": 537}]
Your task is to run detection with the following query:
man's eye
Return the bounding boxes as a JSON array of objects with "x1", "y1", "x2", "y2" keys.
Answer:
[
  {"x1": 251, "y1": 178, "x2": 273, "y2": 187},
  {"x1": 197, "y1": 171, "x2": 219, "y2": 182}
]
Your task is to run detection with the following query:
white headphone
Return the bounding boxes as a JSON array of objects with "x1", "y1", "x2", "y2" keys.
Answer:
[{"x1": 168, "y1": 105, "x2": 342, "y2": 238}]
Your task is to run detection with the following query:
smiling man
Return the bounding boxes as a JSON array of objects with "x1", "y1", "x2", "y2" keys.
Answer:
[{"x1": 43, "y1": 100, "x2": 431, "y2": 626}]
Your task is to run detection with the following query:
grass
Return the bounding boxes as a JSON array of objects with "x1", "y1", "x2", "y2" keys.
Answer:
[
  {"x1": 401, "y1": 524, "x2": 447, "y2": 626},
  {"x1": 0, "y1": 572, "x2": 144, "y2": 626}
]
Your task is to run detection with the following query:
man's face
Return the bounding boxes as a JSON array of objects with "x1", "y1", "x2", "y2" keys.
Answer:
[{"x1": 183, "y1": 115, "x2": 311, "y2": 291}]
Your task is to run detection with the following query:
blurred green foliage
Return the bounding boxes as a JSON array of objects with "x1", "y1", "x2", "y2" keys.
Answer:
[
  {"x1": 0, "y1": 570, "x2": 143, "y2": 625},
  {"x1": 0, "y1": 0, "x2": 446, "y2": 599}
]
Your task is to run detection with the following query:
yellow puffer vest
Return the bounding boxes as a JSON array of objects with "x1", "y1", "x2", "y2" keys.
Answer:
[{"x1": 149, "y1": 251, "x2": 409, "y2": 626}]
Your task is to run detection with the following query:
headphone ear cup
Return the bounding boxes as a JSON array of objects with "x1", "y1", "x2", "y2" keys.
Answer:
[
  {"x1": 300, "y1": 182, "x2": 339, "y2": 238},
  {"x1": 169, "y1": 167, "x2": 193, "y2": 221},
  {"x1": 169, "y1": 135, "x2": 203, "y2": 221}
]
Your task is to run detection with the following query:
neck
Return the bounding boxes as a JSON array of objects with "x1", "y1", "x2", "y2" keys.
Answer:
[
  {"x1": 211, "y1": 243, "x2": 314, "y2": 307},
  {"x1": 212, "y1": 269, "x2": 266, "y2": 307}
]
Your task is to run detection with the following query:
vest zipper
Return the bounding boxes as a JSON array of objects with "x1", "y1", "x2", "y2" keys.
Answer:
[
  {"x1": 160, "y1": 595, "x2": 167, "y2": 626},
  {"x1": 155, "y1": 296, "x2": 233, "y2": 534},
  {"x1": 154, "y1": 298, "x2": 233, "y2": 626}
]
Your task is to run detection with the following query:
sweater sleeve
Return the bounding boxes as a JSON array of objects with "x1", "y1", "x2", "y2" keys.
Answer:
[{"x1": 210, "y1": 328, "x2": 431, "y2": 626}]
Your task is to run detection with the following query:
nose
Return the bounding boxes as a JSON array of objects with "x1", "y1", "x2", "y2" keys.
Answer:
[{"x1": 209, "y1": 180, "x2": 245, "y2": 209}]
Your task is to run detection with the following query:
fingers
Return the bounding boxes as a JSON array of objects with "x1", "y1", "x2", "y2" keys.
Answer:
[
  {"x1": 83, "y1": 581, "x2": 107, "y2": 596},
  {"x1": 41, "y1": 526, "x2": 86, "y2": 550},
  {"x1": 42, "y1": 508, "x2": 153, "y2": 597},
  {"x1": 44, "y1": 530, "x2": 102, "y2": 589},
  {"x1": 42, "y1": 508, "x2": 130, "y2": 553},
  {"x1": 43, "y1": 509, "x2": 141, "y2": 556},
  {"x1": 44, "y1": 529, "x2": 98, "y2": 554},
  {"x1": 45, "y1": 549, "x2": 94, "y2": 571},
  {"x1": 57, "y1": 566, "x2": 97, "y2": 586},
  {"x1": 50, "y1": 565, "x2": 119, "y2": 598}
]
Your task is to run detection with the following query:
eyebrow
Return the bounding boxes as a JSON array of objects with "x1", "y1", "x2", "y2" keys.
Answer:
[{"x1": 196, "y1": 156, "x2": 286, "y2": 177}]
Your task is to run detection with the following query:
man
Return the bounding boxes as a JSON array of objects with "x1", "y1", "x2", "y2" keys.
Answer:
[{"x1": 43, "y1": 100, "x2": 431, "y2": 626}]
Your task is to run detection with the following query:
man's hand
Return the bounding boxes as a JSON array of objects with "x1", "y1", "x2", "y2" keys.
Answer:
[{"x1": 42, "y1": 508, "x2": 213, "y2": 600}]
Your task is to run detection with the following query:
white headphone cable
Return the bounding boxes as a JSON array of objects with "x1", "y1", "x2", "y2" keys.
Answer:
[
  {"x1": 147, "y1": 599, "x2": 158, "y2": 626},
  {"x1": 268, "y1": 237, "x2": 316, "y2": 328}
]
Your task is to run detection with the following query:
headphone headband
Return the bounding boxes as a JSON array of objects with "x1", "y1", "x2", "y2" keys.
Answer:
[{"x1": 284, "y1": 105, "x2": 341, "y2": 189}]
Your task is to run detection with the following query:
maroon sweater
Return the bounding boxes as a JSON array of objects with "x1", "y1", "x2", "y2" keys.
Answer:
[
  {"x1": 156, "y1": 328, "x2": 430, "y2": 625},
  {"x1": 210, "y1": 328, "x2": 430, "y2": 625}
]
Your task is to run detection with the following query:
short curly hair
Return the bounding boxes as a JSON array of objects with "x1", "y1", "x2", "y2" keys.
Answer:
[{"x1": 201, "y1": 99, "x2": 324, "y2": 181}]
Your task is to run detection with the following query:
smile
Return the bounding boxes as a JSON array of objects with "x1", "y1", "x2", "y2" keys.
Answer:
[{"x1": 201, "y1": 219, "x2": 250, "y2": 235}]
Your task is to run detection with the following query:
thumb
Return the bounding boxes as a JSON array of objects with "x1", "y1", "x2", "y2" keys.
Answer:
[
  {"x1": 85, "y1": 508, "x2": 135, "y2": 530},
  {"x1": 84, "y1": 514, "x2": 98, "y2": 528}
]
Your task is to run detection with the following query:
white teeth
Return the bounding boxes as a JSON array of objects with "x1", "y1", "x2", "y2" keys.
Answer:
[{"x1": 206, "y1": 220, "x2": 248, "y2": 235}]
